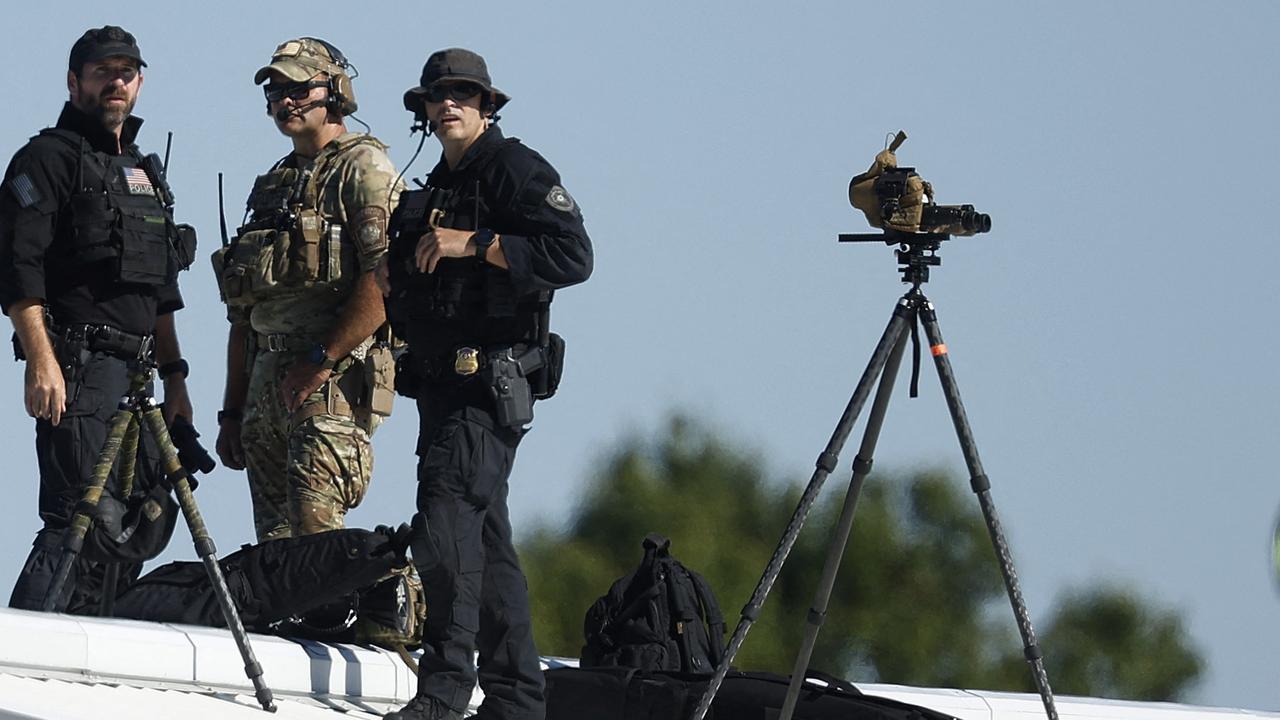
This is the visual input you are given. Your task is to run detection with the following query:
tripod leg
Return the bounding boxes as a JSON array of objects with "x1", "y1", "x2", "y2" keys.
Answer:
[
  {"x1": 691, "y1": 300, "x2": 915, "y2": 720},
  {"x1": 917, "y1": 301, "x2": 1058, "y2": 720},
  {"x1": 139, "y1": 405, "x2": 277, "y2": 713},
  {"x1": 778, "y1": 329, "x2": 909, "y2": 720},
  {"x1": 100, "y1": 416, "x2": 142, "y2": 617},
  {"x1": 118, "y1": 415, "x2": 141, "y2": 498},
  {"x1": 42, "y1": 407, "x2": 134, "y2": 612}
]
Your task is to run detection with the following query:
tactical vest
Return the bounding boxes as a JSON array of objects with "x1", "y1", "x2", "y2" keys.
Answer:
[
  {"x1": 42, "y1": 129, "x2": 192, "y2": 286},
  {"x1": 213, "y1": 136, "x2": 379, "y2": 307},
  {"x1": 385, "y1": 177, "x2": 526, "y2": 344}
]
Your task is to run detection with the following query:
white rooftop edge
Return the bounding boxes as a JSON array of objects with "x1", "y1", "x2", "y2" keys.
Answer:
[{"x1": 0, "y1": 607, "x2": 1275, "y2": 719}]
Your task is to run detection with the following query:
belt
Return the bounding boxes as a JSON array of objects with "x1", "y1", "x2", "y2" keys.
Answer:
[
  {"x1": 59, "y1": 324, "x2": 155, "y2": 362},
  {"x1": 257, "y1": 332, "x2": 314, "y2": 353},
  {"x1": 418, "y1": 343, "x2": 540, "y2": 379}
]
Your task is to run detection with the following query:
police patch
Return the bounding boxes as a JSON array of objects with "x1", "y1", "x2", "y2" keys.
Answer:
[
  {"x1": 359, "y1": 220, "x2": 385, "y2": 249},
  {"x1": 8, "y1": 173, "x2": 41, "y2": 208},
  {"x1": 545, "y1": 185, "x2": 576, "y2": 213},
  {"x1": 121, "y1": 167, "x2": 156, "y2": 197}
]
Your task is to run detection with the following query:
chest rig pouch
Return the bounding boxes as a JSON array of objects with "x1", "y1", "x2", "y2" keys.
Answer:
[
  {"x1": 214, "y1": 161, "x2": 349, "y2": 306},
  {"x1": 61, "y1": 139, "x2": 182, "y2": 286},
  {"x1": 387, "y1": 182, "x2": 522, "y2": 330},
  {"x1": 386, "y1": 186, "x2": 453, "y2": 331}
]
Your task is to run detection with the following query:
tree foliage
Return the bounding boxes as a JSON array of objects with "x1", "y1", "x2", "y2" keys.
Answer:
[{"x1": 520, "y1": 416, "x2": 1202, "y2": 701}]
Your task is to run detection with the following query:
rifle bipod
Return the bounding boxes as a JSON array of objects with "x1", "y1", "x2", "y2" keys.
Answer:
[{"x1": 41, "y1": 363, "x2": 277, "y2": 713}]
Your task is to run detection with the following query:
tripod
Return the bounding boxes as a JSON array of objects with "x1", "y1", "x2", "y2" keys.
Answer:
[
  {"x1": 41, "y1": 362, "x2": 277, "y2": 713},
  {"x1": 691, "y1": 232, "x2": 1057, "y2": 720}
]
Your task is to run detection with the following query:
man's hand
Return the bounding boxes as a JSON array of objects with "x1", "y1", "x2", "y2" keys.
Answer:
[
  {"x1": 25, "y1": 354, "x2": 66, "y2": 425},
  {"x1": 415, "y1": 227, "x2": 474, "y2": 273},
  {"x1": 162, "y1": 376, "x2": 193, "y2": 426},
  {"x1": 279, "y1": 359, "x2": 332, "y2": 413},
  {"x1": 216, "y1": 418, "x2": 246, "y2": 470}
]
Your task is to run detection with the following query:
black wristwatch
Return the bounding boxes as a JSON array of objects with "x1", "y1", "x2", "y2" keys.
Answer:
[
  {"x1": 308, "y1": 343, "x2": 338, "y2": 371},
  {"x1": 472, "y1": 228, "x2": 496, "y2": 261},
  {"x1": 217, "y1": 408, "x2": 243, "y2": 424}
]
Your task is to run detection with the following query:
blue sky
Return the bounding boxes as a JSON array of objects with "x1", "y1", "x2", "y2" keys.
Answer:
[{"x1": 1, "y1": 1, "x2": 1276, "y2": 711}]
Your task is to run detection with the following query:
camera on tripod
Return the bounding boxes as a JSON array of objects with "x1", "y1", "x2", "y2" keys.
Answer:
[{"x1": 847, "y1": 131, "x2": 991, "y2": 237}]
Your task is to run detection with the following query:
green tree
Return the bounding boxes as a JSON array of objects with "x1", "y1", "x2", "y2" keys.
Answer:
[
  {"x1": 521, "y1": 415, "x2": 1203, "y2": 700},
  {"x1": 993, "y1": 588, "x2": 1204, "y2": 702}
]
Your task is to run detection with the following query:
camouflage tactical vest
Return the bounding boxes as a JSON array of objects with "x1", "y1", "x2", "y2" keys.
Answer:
[{"x1": 213, "y1": 135, "x2": 381, "y2": 306}]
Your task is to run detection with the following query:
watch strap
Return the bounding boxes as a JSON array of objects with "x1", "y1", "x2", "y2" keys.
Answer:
[{"x1": 472, "y1": 228, "x2": 496, "y2": 260}]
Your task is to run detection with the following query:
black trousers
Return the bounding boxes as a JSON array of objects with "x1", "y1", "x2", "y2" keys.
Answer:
[
  {"x1": 412, "y1": 386, "x2": 545, "y2": 720},
  {"x1": 9, "y1": 353, "x2": 165, "y2": 614}
]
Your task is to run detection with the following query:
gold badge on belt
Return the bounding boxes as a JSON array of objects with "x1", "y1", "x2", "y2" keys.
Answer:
[{"x1": 454, "y1": 347, "x2": 481, "y2": 376}]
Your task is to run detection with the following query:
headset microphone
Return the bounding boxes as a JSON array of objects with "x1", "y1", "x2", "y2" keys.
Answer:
[{"x1": 274, "y1": 99, "x2": 326, "y2": 123}]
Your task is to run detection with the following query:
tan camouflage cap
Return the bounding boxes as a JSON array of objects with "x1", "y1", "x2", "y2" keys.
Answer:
[{"x1": 253, "y1": 38, "x2": 346, "y2": 85}]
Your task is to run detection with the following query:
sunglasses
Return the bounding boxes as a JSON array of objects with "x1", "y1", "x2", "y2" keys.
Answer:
[
  {"x1": 263, "y1": 80, "x2": 328, "y2": 103},
  {"x1": 88, "y1": 64, "x2": 139, "y2": 84},
  {"x1": 423, "y1": 82, "x2": 484, "y2": 103}
]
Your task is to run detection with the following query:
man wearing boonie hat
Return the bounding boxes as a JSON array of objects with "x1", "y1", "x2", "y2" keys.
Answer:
[
  {"x1": 381, "y1": 47, "x2": 593, "y2": 720},
  {"x1": 1, "y1": 26, "x2": 196, "y2": 613},
  {"x1": 213, "y1": 37, "x2": 402, "y2": 542}
]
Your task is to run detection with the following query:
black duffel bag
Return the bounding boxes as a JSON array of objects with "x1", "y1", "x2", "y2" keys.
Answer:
[
  {"x1": 545, "y1": 665, "x2": 956, "y2": 720},
  {"x1": 113, "y1": 526, "x2": 410, "y2": 633}
]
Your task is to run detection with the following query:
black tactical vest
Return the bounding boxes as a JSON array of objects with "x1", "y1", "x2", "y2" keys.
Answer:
[
  {"x1": 43, "y1": 129, "x2": 189, "y2": 286},
  {"x1": 386, "y1": 180, "x2": 529, "y2": 351}
]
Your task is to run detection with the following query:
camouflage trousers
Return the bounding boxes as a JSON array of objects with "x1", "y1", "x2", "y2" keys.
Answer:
[{"x1": 242, "y1": 350, "x2": 378, "y2": 542}]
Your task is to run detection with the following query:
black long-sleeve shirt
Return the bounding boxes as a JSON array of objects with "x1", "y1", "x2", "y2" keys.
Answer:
[
  {"x1": 0, "y1": 103, "x2": 183, "y2": 336},
  {"x1": 424, "y1": 125, "x2": 592, "y2": 296},
  {"x1": 391, "y1": 125, "x2": 592, "y2": 355}
]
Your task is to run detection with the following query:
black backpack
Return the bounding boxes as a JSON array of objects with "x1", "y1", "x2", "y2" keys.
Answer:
[{"x1": 581, "y1": 533, "x2": 726, "y2": 674}]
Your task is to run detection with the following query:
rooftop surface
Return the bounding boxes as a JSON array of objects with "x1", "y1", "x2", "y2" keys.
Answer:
[{"x1": 1, "y1": 607, "x2": 1275, "y2": 720}]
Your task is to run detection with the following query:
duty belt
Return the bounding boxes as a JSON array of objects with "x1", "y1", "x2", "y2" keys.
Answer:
[
  {"x1": 59, "y1": 324, "x2": 155, "y2": 362},
  {"x1": 420, "y1": 343, "x2": 541, "y2": 379}
]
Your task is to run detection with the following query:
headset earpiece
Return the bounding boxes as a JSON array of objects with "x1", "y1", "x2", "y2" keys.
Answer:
[{"x1": 300, "y1": 36, "x2": 358, "y2": 116}]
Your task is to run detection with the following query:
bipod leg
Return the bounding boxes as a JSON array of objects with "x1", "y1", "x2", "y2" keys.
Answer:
[
  {"x1": 42, "y1": 404, "x2": 135, "y2": 612},
  {"x1": 916, "y1": 298, "x2": 1058, "y2": 720},
  {"x1": 139, "y1": 402, "x2": 277, "y2": 712},
  {"x1": 778, "y1": 327, "x2": 910, "y2": 720},
  {"x1": 690, "y1": 298, "x2": 916, "y2": 720}
]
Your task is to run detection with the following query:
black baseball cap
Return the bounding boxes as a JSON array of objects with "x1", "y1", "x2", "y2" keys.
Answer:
[
  {"x1": 403, "y1": 47, "x2": 510, "y2": 112},
  {"x1": 69, "y1": 26, "x2": 146, "y2": 72}
]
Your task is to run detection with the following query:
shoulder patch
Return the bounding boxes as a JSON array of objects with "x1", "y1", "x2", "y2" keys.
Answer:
[
  {"x1": 545, "y1": 185, "x2": 576, "y2": 213},
  {"x1": 7, "y1": 173, "x2": 42, "y2": 208}
]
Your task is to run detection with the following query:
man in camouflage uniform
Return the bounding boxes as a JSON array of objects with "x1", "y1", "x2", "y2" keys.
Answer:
[{"x1": 214, "y1": 38, "x2": 401, "y2": 541}]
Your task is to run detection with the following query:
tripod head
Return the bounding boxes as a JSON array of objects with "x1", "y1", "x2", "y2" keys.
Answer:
[{"x1": 838, "y1": 230, "x2": 951, "y2": 287}]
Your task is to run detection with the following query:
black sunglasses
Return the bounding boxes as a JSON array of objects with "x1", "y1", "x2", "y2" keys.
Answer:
[
  {"x1": 423, "y1": 82, "x2": 484, "y2": 104},
  {"x1": 263, "y1": 80, "x2": 328, "y2": 103}
]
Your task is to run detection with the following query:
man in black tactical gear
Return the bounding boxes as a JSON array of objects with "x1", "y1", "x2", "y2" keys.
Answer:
[
  {"x1": 0, "y1": 26, "x2": 195, "y2": 614},
  {"x1": 380, "y1": 48, "x2": 592, "y2": 720}
]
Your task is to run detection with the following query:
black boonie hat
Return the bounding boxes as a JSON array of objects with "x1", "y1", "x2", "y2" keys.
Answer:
[
  {"x1": 69, "y1": 25, "x2": 146, "y2": 71},
  {"x1": 403, "y1": 47, "x2": 510, "y2": 112}
]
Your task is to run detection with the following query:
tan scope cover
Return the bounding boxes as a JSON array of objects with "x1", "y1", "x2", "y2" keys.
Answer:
[{"x1": 848, "y1": 148, "x2": 932, "y2": 233}]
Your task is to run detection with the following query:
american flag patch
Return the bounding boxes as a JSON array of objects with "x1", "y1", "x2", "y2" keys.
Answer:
[
  {"x1": 8, "y1": 173, "x2": 41, "y2": 208},
  {"x1": 121, "y1": 166, "x2": 156, "y2": 196}
]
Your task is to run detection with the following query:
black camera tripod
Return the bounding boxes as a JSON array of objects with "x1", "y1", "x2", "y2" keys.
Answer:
[
  {"x1": 691, "y1": 231, "x2": 1057, "y2": 720},
  {"x1": 40, "y1": 362, "x2": 276, "y2": 713}
]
